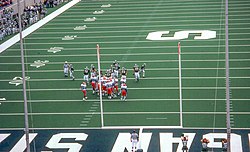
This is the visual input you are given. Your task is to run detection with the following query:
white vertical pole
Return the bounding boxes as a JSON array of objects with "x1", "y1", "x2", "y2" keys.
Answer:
[
  {"x1": 17, "y1": 0, "x2": 30, "y2": 151},
  {"x1": 178, "y1": 42, "x2": 183, "y2": 127},
  {"x1": 225, "y1": 0, "x2": 231, "y2": 151},
  {"x1": 97, "y1": 44, "x2": 104, "y2": 127}
]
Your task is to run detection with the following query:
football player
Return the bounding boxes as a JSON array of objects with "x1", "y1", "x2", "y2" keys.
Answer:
[
  {"x1": 114, "y1": 76, "x2": 119, "y2": 95},
  {"x1": 106, "y1": 80, "x2": 113, "y2": 99},
  {"x1": 140, "y1": 63, "x2": 146, "y2": 78},
  {"x1": 112, "y1": 60, "x2": 120, "y2": 78},
  {"x1": 80, "y1": 82, "x2": 88, "y2": 100},
  {"x1": 133, "y1": 64, "x2": 140, "y2": 82},
  {"x1": 181, "y1": 134, "x2": 188, "y2": 152},
  {"x1": 130, "y1": 130, "x2": 139, "y2": 152},
  {"x1": 222, "y1": 139, "x2": 228, "y2": 151},
  {"x1": 120, "y1": 75, "x2": 127, "y2": 84},
  {"x1": 63, "y1": 61, "x2": 69, "y2": 77},
  {"x1": 90, "y1": 74, "x2": 98, "y2": 94},
  {"x1": 83, "y1": 66, "x2": 90, "y2": 83},
  {"x1": 120, "y1": 83, "x2": 127, "y2": 101},
  {"x1": 201, "y1": 138, "x2": 210, "y2": 152},
  {"x1": 69, "y1": 64, "x2": 75, "y2": 80},
  {"x1": 106, "y1": 69, "x2": 112, "y2": 78},
  {"x1": 90, "y1": 64, "x2": 97, "y2": 76},
  {"x1": 120, "y1": 67, "x2": 127, "y2": 76},
  {"x1": 101, "y1": 75, "x2": 107, "y2": 96}
]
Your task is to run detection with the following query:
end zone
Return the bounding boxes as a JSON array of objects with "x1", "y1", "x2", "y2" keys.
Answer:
[{"x1": 0, "y1": 128, "x2": 249, "y2": 152}]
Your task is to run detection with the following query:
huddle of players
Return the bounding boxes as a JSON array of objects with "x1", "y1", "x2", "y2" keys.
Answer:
[{"x1": 81, "y1": 60, "x2": 146, "y2": 101}]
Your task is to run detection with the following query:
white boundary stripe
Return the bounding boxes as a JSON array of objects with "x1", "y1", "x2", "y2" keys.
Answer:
[
  {"x1": 1, "y1": 111, "x2": 250, "y2": 116},
  {"x1": 0, "y1": 127, "x2": 249, "y2": 130},
  {"x1": 0, "y1": 0, "x2": 80, "y2": 54}
]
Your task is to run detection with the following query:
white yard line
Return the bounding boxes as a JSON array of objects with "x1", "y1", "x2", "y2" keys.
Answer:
[
  {"x1": 35, "y1": 24, "x2": 250, "y2": 30},
  {"x1": 3, "y1": 98, "x2": 250, "y2": 103},
  {"x1": 1, "y1": 111, "x2": 250, "y2": 116},
  {"x1": 44, "y1": 21, "x2": 250, "y2": 26},
  {"x1": 76, "y1": 0, "x2": 248, "y2": 5},
  {"x1": 0, "y1": 86, "x2": 250, "y2": 92},
  {"x1": 1, "y1": 76, "x2": 250, "y2": 82},
  {"x1": 1, "y1": 67, "x2": 250, "y2": 73},
  {"x1": 61, "y1": 9, "x2": 249, "y2": 16},
  {"x1": 52, "y1": 17, "x2": 248, "y2": 22},
  {"x1": 1, "y1": 59, "x2": 250, "y2": 65}
]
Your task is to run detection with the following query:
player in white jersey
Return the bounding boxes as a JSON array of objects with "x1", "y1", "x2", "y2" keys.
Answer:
[
  {"x1": 106, "y1": 80, "x2": 113, "y2": 99},
  {"x1": 140, "y1": 63, "x2": 146, "y2": 78},
  {"x1": 63, "y1": 61, "x2": 69, "y2": 77},
  {"x1": 69, "y1": 64, "x2": 75, "y2": 80},
  {"x1": 120, "y1": 75, "x2": 127, "y2": 84},
  {"x1": 120, "y1": 83, "x2": 127, "y2": 101},
  {"x1": 83, "y1": 66, "x2": 90, "y2": 83},
  {"x1": 90, "y1": 74, "x2": 98, "y2": 94},
  {"x1": 90, "y1": 64, "x2": 97, "y2": 76},
  {"x1": 130, "y1": 130, "x2": 139, "y2": 152},
  {"x1": 100, "y1": 75, "x2": 107, "y2": 96},
  {"x1": 80, "y1": 82, "x2": 87, "y2": 100},
  {"x1": 133, "y1": 64, "x2": 140, "y2": 82}
]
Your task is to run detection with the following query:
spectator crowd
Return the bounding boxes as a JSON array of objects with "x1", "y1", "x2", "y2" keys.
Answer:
[
  {"x1": 0, "y1": 0, "x2": 12, "y2": 9},
  {"x1": 0, "y1": 0, "x2": 64, "y2": 41}
]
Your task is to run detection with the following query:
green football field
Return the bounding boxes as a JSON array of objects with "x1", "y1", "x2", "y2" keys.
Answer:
[{"x1": 0, "y1": 0, "x2": 250, "y2": 130}]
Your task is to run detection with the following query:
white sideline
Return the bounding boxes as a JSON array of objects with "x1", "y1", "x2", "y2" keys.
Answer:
[{"x1": 0, "y1": 0, "x2": 81, "y2": 53}]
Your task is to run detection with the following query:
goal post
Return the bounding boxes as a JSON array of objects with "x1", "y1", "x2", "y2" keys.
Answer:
[
  {"x1": 97, "y1": 44, "x2": 104, "y2": 127},
  {"x1": 178, "y1": 42, "x2": 183, "y2": 127}
]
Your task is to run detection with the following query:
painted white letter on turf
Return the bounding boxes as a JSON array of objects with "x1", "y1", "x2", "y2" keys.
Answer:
[
  {"x1": 0, "y1": 134, "x2": 10, "y2": 143},
  {"x1": 10, "y1": 133, "x2": 37, "y2": 152},
  {"x1": 146, "y1": 30, "x2": 216, "y2": 40},
  {"x1": 46, "y1": 133, "x2": 88, "y2": 152},
  {"x1": 159, "y1": 133, "x2": 195, "y2": 152},
  {"x1": 111, "y1": 133, "x2": 152, "y2": 152}
]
